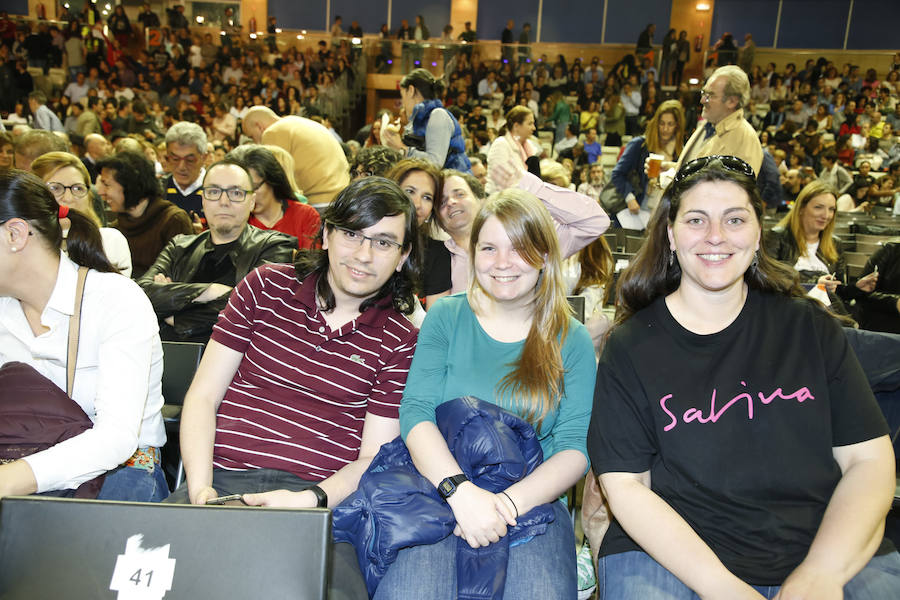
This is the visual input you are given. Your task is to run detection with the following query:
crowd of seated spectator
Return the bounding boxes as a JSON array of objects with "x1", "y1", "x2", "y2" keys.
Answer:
[
  {"x1": 0, "y1": 10, "x2": 896, "y2": 310},
  {"x1": 739, "y1": 58, "x2": 899, "y2": 211},
  {"x1": 0, "y1": 8, "x2": 360, "y2": 158},
  {"x1": 0, "y1": 8, "x2": 899, "y2": 598}
]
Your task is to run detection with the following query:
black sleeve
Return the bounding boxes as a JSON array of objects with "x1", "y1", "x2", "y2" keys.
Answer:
[
  {"x1": 814, "y1": 308, "x2": 890, "y2": 446},
  {"x1": 422, "y1": 239, "x2": 452, "y2": 297},
  {"x1": 254, "y1": 233, "x2": 298, "y2": 269},
  {"x1": 832, "y1": 237, "x2": 848, "y2": 285},
  {"x1": 859, "y1": 243, "x2": 900, "y2": 316},
  {"x1": 763, "y1": 228, "x2": 790, "y2": 263},
  {"x1": 171, "y1": 298, "x2": 228, "y2": 341},
  {"x1": 588, "y1": 329, "x2": 658, "y2": 474},
  {"x1": 137, "y1": 238, "x2": 210, "y2": 317}
]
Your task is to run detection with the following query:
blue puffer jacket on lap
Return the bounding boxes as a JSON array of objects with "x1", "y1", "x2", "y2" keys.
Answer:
[{"x1": 332, "y1": 396, "x2": 556, "y2": 599}]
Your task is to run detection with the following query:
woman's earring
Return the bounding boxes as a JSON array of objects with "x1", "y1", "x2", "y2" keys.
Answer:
[
  {"x1": 750, "y1": 251, "x2": 759, "y2": 271},
  {"x1": 669, "y1": 249, "x2": 675, "y2": 267}
]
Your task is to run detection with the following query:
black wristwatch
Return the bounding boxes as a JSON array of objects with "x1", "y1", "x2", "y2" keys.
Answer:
[
  {"x1": 437, "y1": 474, "x2": 469, "y2": 500},
  {"x1": 307, "y1": 484, "x2": 328, "y2": 508}
]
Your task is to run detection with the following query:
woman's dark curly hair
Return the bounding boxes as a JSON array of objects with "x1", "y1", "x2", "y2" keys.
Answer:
[
  {"x1": 95, "y1": 150, "x2": 160, "y2": 210},
  {"x1": 294, "y1": 176, "x2": 421, "y2": 315}
]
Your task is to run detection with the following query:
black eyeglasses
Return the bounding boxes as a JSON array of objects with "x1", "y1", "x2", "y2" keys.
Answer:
[
  {"x1": 672, "y1": 155, "x2": 756, "y2": 185},
  {"x1": 202, "y1": 185, "x2": 253, "y2": 203},
  {"x1": 47, "y1": 182, "x2": 89, "y2": 198},
  {"x1": 327, "y1": 224, "x2": 403, "y2": 254}
]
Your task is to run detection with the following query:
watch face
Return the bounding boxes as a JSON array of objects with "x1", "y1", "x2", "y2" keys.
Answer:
[{"x1": 439, "y1": 480, "x2": 454, "y2": 496}]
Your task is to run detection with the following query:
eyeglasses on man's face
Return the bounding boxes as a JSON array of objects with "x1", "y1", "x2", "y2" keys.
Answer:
[
  {"x1": 328, "y1": 224, "x2": 403, "y2": 254},
  {"x1": 202, "y1": 185, "x2": 253, "y2": 203},
  {"x1": 167, "y1": 153, "x2": 200, "y2": 166}
]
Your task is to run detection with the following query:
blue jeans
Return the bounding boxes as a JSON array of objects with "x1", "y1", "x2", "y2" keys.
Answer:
[
  {"x1": 97, "y1": 464, "x2": 169, "y2": 502},
  {"x1": 164, "y1": 467, "x2": 318, "y2": 503},
  {"x1": 373, "y1": 500, "x2": 576, "y2": 599},
  {"x1": 597, "y1": 550, "x2": 900, "y2": 600}
]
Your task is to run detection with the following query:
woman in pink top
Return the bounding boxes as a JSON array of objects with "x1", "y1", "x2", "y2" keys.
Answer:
[{"x1": 486, "y1": 106, "x2": 541, "y2": 196}]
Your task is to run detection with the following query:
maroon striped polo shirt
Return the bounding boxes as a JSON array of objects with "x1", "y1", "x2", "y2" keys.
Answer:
[{"x1": 210, "y1": 264, "x2": 418, "y2": 481}]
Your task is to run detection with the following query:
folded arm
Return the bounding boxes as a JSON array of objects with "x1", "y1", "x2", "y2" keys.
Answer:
[
  {"x1": 137, "y1": 239, "x2": 215, "y2": 316},
  {"x1": 774, "y1": 436, "x2": 895, "y2": 600}
]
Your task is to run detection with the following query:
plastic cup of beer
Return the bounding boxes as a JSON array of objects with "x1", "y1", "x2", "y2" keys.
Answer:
[{"x1": 647, "y1": 153, "x2": 664, "y2": 178}]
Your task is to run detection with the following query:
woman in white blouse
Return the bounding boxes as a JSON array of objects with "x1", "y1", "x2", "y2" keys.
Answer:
[
  {"x1": 486, "y1": 106, "x2": 542, "y2": 196},
  {"x1": 0, "y1": 170, "x2": 167, "y2": 501},
  {"x1": 32, "y1": 152, "x2": 133, "y2": 277}
]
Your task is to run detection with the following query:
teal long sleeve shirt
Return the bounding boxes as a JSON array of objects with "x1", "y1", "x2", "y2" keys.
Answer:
[{"x1": 399, "y1": 294, "x2": 597, "y2": 462}]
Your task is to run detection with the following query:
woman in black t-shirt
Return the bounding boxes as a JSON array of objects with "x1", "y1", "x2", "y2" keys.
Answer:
[{"x1": 588, "y1": 156, "x2": 899, "y2": 599}]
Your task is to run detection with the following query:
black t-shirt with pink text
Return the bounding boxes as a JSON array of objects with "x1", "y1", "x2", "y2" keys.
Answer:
[{"x1": 588, "y1": 289, "x2": 889, "y2": 585}]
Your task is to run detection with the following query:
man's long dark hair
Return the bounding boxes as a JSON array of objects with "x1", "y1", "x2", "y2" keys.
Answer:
[{"x1": 294, "y1": 177, "x2": 421, "y2": 315}]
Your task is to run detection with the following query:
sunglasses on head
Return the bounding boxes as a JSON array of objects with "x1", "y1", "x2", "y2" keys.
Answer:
[{"x1": 672, "y1": 155, "x2": 756, "y2": 185}]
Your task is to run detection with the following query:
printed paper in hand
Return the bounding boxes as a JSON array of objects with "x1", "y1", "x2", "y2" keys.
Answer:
[{"x1": 616, "y1": 208, "x2": 652, "y2": 230}]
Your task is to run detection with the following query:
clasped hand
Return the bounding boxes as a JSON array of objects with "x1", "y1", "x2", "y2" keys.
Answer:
[{"x1": 447, "y1": 482, "x2": 517, "y2": 548}]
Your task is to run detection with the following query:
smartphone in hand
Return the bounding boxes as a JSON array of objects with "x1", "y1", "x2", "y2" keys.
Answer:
[{"x1": 205, "y1": 494, "x2": 246, "y2": 505}]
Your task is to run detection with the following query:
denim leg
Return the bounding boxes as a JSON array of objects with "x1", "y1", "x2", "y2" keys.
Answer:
[
  {"x1": 164, "y1": 467, "x2": 316, "y2": 503},
  {"x1": 503, "y1": 501, "x2": 577, "y2": 599},
  {"x1": 97, "y1": 465, "x2": 169, "y2": 502},
  {"x1": 375, "y1": 500, "x2": 576, "y2": 599},
  {"x1": 597, "y1": 551, "x2": 698, "y2": 600},
  {"x1": 844, "y1": 551, "x2": 900, "y2": 600},
  {"x1": 598, "y1": 550, "x2": 900, "y2": 600},
  {"x1": 555, "y1": 122, "x2": 567, "y2": 145},
  {"x1": 750, "y1": 585, "x2": 780, "y2": 599},
  {"x1": 373, "y1": 529, "x2": 457, "y2": 599}
]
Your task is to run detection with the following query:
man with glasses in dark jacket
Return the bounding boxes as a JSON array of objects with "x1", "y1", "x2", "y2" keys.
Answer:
[{"x1": 138, "y1": 160, "x2": 296, "y2": 343}]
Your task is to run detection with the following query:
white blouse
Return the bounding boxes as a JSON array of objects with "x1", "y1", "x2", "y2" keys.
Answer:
[{"x1": 0, "y1": 255, "x2": 165, "y2": 492}]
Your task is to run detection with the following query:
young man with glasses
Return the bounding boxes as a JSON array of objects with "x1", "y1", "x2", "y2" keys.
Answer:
[
  {"x1": 677, "y1": 65, "x2": 763, "y2": 176},
  {"x1": 163, "y1": 122, "x2": 208, "y2": 224},
  {"x1": 169, "y1": 177, "x2": 421, "y2": 598},
  {"x1": 137, "y1": 160, "x2": 296, "y2": 343}
]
